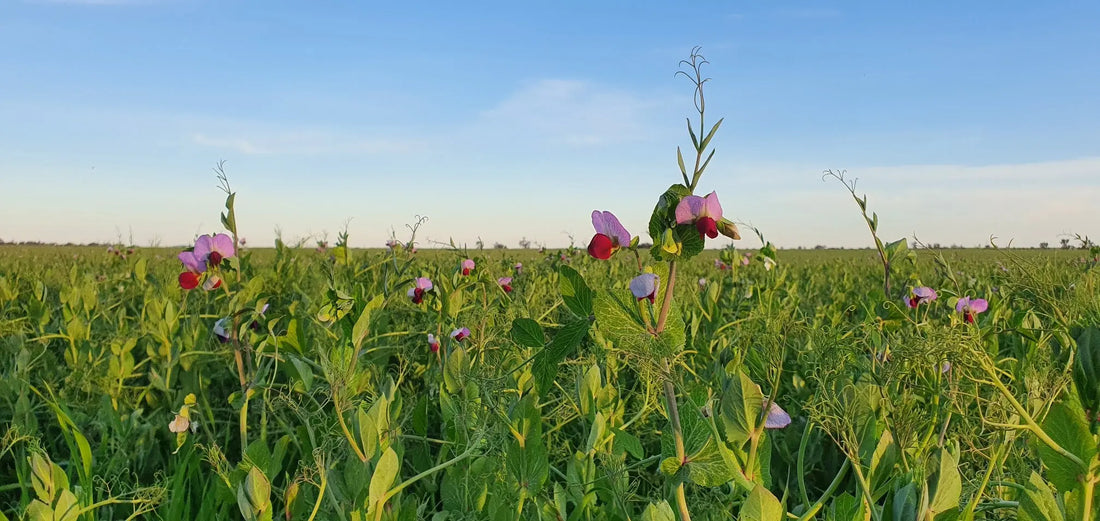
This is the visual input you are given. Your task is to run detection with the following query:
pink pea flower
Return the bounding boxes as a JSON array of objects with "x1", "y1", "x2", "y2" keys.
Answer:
[
  {"x1": 764, "y1": 401, "x2": 791, "y2": 429},
  {"x1": 906, "y1": 287, "x2": 938, "y2": 308},
  {"x1": 194, "y1": 233, "x2": 235, "y2": 268},
  {"x1": 385, "y1": 239, "x2": 399, "y2": 250},
  {"x1": 741, "y1": 253, "x2": 752, "y2": 266},
  {"x1": 407, "y1": 277, "x2": 433, "y2": 304},
  {"x1": 427, "y1": 334, "x2": 440, "y2": 353},
  {"x1": 461, "y1": 259, "x2": 475, "y2": 276},
  {"x1": 587, "y1": 210, "x2": 631, "y2": 260},
  {"x1": 498, "y1": 277, "x2": 513, "y2": 293},
  {"x1": 514, "y1": 262, "x2": 523, "y2": 275},
  {"x1": 451, "y1": 327, "x2": 470, "y2": 342},
  {"x1": 714, "y1": 258, "x2": 729, "y2": 271},
  {"x1": 630, "y1": 273, "x2": 659, "y2": 303},
  {"x1": 698, "y1": 278, "x2": 706, "y2": 289},
  {"x1": 675, "y1": 191, "x2": 723, "y2": 240},
  {"x1": 956, "y1": 296, "x2": 988, "y2": 324},
  {"x1": 177, "y1": 250, "x2": 207, "y2": 290}
]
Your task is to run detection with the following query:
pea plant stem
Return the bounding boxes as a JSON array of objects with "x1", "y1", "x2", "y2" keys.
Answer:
[{"x1": 656, "y1": 259, "x2": 691, "y2": 521}]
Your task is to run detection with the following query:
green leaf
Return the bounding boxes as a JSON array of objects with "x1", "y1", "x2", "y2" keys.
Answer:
[
  {"x1": 884, "y1": 238, "x2": 908, "y2": 261},
  {"x1": 741, "y1": 484, "x2": 784, "y2": 521},
  {"x1": 1074, "y1": 327, "x2": 1100, "y2": 412},
  {"x1": 577, "y1": 364, "x2": 601, "y2": 419},
  {"x1": 444, "y1": 346, "x2": 467, "y2": 394},
  {"x1": 510, "y1": 318, "x2": 544, "y2": 348},
  {"x1": 659, "y1": 457, "x2": 682, "y2": 476},
  {"x1": 647, "y1": 184, "x2": 691, "y2": 246},
  {"x1": 369, "y1": 448, "x2": 401, "y2": 516},
  {"x1": 641, "y1": 501, "x2": 676, "y2": 521},
  {"x1": 686, "y1": 118, "x2": 699, "y2": 149},
  {"x1": 1017, "y1": 472, "x2": 1065, "y2": 521},
  {"x1": 718, "y1": 372, "x2": 764, "y2": 446},
  {"x1": 352, "y1": 294, "x2": 384, "y2": 350},
  {"x1": 1036, "y1": 387, "x2": 1095, "y2": 491},
  {"x1": 237, "y1": 466, "x2": 271, "y2": 521},
  {"x1": 611, "y1": 428, "x2": 643, "y2": 459},
  {"x1": 892, "y1": 482, "x2": 918, "y2": 521},
  {"x1": 699, "y1": 118, "x2": 723, "y2": 151},
  {"x1": 660, "y1": 398, "x2": 735, "y2": 487},
  {"x1": 927, "y1": 449, "x2": 961, "y2": 516},
  {"x1": 558, "y1": 265, "x2": 593, "y2": 318},
  {"x1": 593, "y1": 289, "x2": 684, "y2": 358},
  {"x1": 531, "y1": 317, "x2": 590, "y2": 394}
]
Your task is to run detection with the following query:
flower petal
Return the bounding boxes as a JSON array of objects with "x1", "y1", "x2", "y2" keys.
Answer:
[
  {"x1": 764, "y1": 402, "x2": 791, "y2": 429},
  {"x1": 674, "y1": 195, "x2": 705, "y2": 224},
  {"x1": 592, "y1": 211, "x2": 630, "y2": 247},
  {"x1": 702, "y1": 191, "x2": 723, "y2": 220},
  {"x1": 969, "y1": 298, "x2": 988, "y2": 314},
  {"x1": 211, "y1": 233, "x2": 235, "y2": 258},
  {"x1": 178, "y1": 271, "x2": 200, "y2": 290},
  {"x1": 587, "y1": 233, "x2": 614, "y2": 260},
  {"x1": 193, "y1": 235, "x2": 214, "y2": 261},
  {"x1": 955, "y1": 297, "x2": 970, "y2": 313},
  {"x1": 178, "y1": 251, "x2": 206, "y2": 273},
  {"x1": 629, "y1": 273, "x2": 659, "y2": 301}
]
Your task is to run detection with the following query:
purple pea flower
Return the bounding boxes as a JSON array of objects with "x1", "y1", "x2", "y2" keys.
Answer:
[
  {"x1": 764, "y1": 401, "x2": 791, "y2": 429},
  {"x1": 906, "y1": 287, "x2": 938, "y2": 308},
  {"x1": 514, "y1": 262, "x2": 523, "y2": 275},
  {"x1": 177, "y1": 250, "x2": 207, "y2": 290},
  {"x1": 630, "y1": 273, "x2": 659, "y2": 303},
  {"x1": 461, "y1": 259, "x2": 475, "y2": 276},
  {"x1": 427, "y1": 334, "x2": 440, "y2": 353},
  {"x1": 498, "y1": 277, "x2": 513, "y2": 293},
  {"x1": 451, "y1": 327, "x2": 470, "y2": 342},
  {"x1": 407, "y1": 277, "x2": 433, "y2": 304},
  {"x1": 587, "y1": 211, "x2": 631, "y2": 260},
  {"x1": 675, "y1": 191, "x2": 723, "y2": 240},
  {"x1": 194, "y1": 233, "x2": 235, "y2": 268},
  {"x1": 956, "y1": 296, "x2": 988, "y2": 324}
]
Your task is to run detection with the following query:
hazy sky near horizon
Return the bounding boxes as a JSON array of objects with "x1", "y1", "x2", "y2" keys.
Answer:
[{"x1": 1, "y1": 1, "x2": 1097, "y2": 249}]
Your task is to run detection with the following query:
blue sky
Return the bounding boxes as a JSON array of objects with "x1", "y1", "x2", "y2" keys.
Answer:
[{"x1": 1, "y1": 1, "x2": 1097, "y2": 249}]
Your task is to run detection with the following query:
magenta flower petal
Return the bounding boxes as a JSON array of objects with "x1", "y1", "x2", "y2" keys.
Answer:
[
  {"x1": 193, "y1": 235, "x2": 214, "y2": 261},
  {"x1": 913, "y1": 286, "x2": 937, "y2": 301},
  {"x1": 591, "y1": 211, "x2": 630, "y2": 247},
  {"x1": 498, "y1": 277, "x2": 512, "y2": 285},
  {"x1": 764, "y1": 401, "x2": 791, "y2": 429},
  {"x1": 211, "y1": 233, "x2": 235, "y2": 258},
  {"x1": 461, "y1": 259, "x2": 475, "y2": 275},
  {"x1": 450, "y1": 327, "x2": 470, "y2": 342},
  {"x1": 969, "y1": 298, "x2": 988, "y2": 314},
  {"x1": 674, "y1": 196, "x2": 705, "y2": 224},
  {"x1": 701, "y1": 191, "x2": 723, "y2": 220},
  {"x1": 178, "y1": 251, "x2": 206, "y2": 273},
  {"x1": 955, "y1": 297, "x2": 968, "y2": 313},
  {"x1": 415, "y1": 277, "x2": 433, "y2": 291}
]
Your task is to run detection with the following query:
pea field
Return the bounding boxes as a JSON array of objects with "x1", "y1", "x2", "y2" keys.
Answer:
[{"x1": 2, "y1": 57, "x2": 1100, "y2": 521}]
